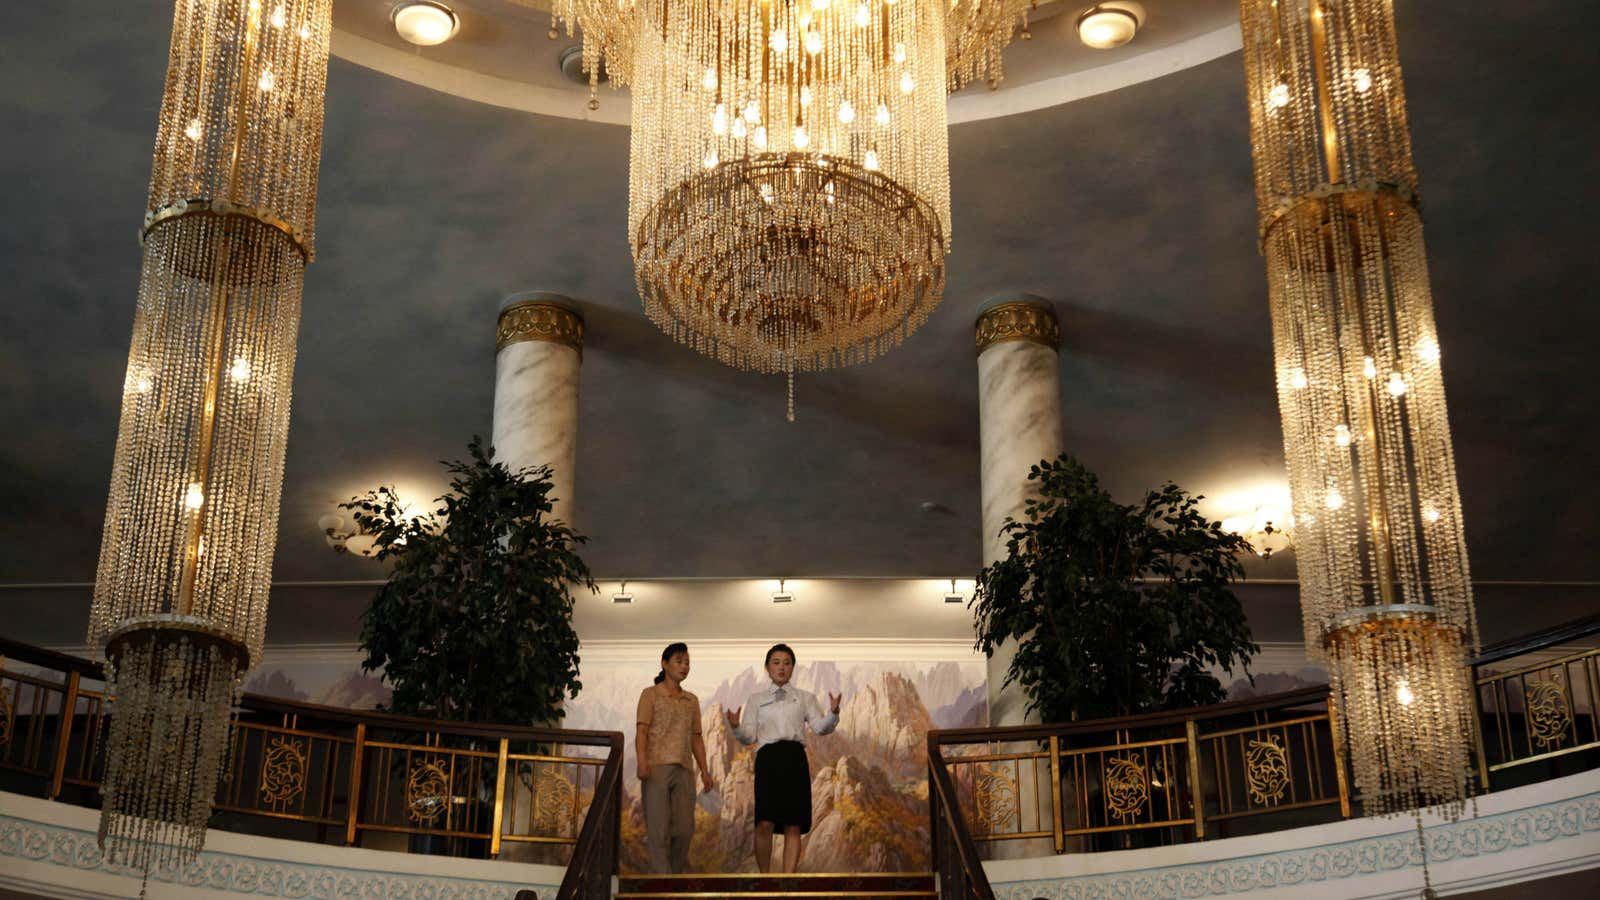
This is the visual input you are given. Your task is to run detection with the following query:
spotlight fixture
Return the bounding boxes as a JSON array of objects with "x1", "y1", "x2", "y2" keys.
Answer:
[
  {"x1": 393, "y1": 1, "x2": 459, "y2": 47},
  {"x1": 613, "y1": 580, "x2": 635, "y2": 604},
  {"x1": 1076, "y1": 2, "x2": 1144, "y2": 50},
  {"x1": 771, "y1": 579, "x2": 794, "y2": 603},
  {"x1": 944, "y1": 579, "x2": 965, "y2": 604}
]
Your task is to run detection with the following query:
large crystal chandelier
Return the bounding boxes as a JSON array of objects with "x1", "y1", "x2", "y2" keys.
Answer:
[
  {"x1": 90, "y1": 0, "x2": 331, "y2": 873},
  {"x1": 1238, "y1": 0, "x2": 1479, "y2": 816},
  {"x1": 551, "y1": 0, "x2": 1027, "y2": 418}
]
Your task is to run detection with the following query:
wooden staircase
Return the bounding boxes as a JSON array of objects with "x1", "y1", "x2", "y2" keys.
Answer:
[{"x1": 615, "y1": 872, "x2": 937, "y2": 898}]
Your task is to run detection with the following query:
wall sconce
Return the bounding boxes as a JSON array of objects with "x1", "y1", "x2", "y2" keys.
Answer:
[
  {"x1": 612, "y1": 580, "x2": 635, "y2": 604},
  {"x1": 1220, "y1": 506, "x2": 1295, "y2": 560},
  {"x1": 944, "y1": 578, "x2": 966, "y2": 603},
  {"x1": 318, "y1": 514, "x2": 379, "y2": 558},
  {"x1": 771, "y1": 578, "x2": 794, "y2": 603}
]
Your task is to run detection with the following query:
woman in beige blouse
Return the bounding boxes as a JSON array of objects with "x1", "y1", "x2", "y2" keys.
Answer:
[{"x1": 636, "y1": 642, "x2": 716, "y2": 873}]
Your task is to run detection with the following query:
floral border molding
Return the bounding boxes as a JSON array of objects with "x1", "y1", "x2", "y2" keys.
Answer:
[
  {"x1": 0, "y1": 816, "x2": 558, "y2": 899},
  {"x1": 992, "y1": 790, "x2": 1600, "y2": 900}
]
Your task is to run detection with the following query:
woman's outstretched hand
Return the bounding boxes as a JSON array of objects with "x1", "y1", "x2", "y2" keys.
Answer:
[{"x1": 725, "y1": 708, "x2": 741, "y2": 729}]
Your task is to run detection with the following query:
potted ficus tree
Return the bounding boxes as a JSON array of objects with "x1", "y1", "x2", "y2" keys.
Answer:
[
  {"x1": 345, "y1": 436, "x2": 594, "y2": 856},
  {"x1": 972, "y1": 454, "x2": 1258, "y2": 723}
]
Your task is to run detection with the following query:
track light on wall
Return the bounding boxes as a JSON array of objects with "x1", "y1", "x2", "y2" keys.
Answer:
[
  {"x1": 613, "y1": 580, "x2": 635, "y2": 604},
  {"x1": 771, "y1": 579, "x2": 794, "y2": 603},
  {"x1": 944, "y1": 579, "x2": 966, "y2": 603}
]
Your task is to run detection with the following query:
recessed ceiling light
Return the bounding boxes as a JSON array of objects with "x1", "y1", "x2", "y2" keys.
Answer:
[
  {"x1": 1077, "y1": 3, "x2": 1144, "y2": 50},
  {"x1": 393, "y1": 1, "x2": 459, "y2": 47}
]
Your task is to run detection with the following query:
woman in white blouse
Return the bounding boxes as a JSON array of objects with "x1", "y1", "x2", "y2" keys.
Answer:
[{"x1": 725, "y1": 643, "x2": 841, "y2": 873}]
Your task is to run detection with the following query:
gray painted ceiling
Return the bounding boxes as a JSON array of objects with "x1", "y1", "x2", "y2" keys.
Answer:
[{"x1": 1, "y1": 0, "x2": 1596, "y2": 633}]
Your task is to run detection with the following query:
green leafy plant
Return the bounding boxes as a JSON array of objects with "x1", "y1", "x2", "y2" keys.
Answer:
[
  {"x1": 972, "y1": 455, "x2": 1258, "y2": 723},
  {"x1": 344, "y1": 436, "x2": 594, "y2": 725}
]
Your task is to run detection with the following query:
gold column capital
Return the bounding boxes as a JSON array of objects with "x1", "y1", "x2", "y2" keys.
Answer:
[
  {"x1": 496, "y1": 296, "x2": 584, "y2": 355},
  {"x1": 975, "y1": 299, "x2": 1060, "y2": 356}
]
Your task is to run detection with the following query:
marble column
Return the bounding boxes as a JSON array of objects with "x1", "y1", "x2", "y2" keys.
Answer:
[
  {"x1": 976, "y1": 295, "x2": 1064, "y2": 727},
  {"x1": 976, "y1": 296, "x2": 1063, "y2": 856},
  {"x1": 493, "y1": 293, "x2": 584, "y2": 521}
]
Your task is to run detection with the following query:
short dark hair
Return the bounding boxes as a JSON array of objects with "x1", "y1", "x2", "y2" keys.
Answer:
[
  {"x1": 654, "y1": 642, "x2": 689, "y2": 684},
  {"x1": 764, "y1": 643, "x2": 795, "y2": 667}
]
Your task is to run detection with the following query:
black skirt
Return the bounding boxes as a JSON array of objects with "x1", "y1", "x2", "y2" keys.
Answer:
[{"x1": 753, "y1": 740, "x2": 812, "y2": 832}]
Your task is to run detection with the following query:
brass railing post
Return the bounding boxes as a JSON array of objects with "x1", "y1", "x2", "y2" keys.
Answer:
[
  {"x1": 1049, "y1": 735, "x2": 1063, "y2": 854},
  {"x1": 48, "y1": 671, "x2": 81, "y2": 799},
  {"x1": 1469, "y1": 664, "x2": 1492, "y2": 791},
  {"x1": 1185, "y1": 718, "x2": 1204, "y2": 840},
  {"x1": 346, "y1": 722, "x2": 366, "y2": 845},
  {"x1": 1327, "y1": 697, "x2": 1352, "y2": 818},
  {"x1": 491, "y1": 737, "x2": 509, "y2": 858}
]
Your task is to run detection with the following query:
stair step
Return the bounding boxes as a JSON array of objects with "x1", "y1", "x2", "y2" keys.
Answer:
[{"x1": 616, "y1": 872, "x2": 935, "y2": 898}]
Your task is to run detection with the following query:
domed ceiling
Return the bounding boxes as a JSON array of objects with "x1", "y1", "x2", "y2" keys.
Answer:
[{"x1": 1, "y1": 0, "x2": 1595, "y2": 642}]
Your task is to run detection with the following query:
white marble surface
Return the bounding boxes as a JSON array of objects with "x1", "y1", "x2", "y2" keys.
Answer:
[
  {"x1": 492, "y1": 339, "x2": 581, "y2": 522},
  {"x1": 977, "y1": 336, "x2": 1063, "y2": 727}
]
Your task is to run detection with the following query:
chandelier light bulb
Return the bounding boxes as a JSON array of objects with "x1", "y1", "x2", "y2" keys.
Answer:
[
  {"x1": 743, "y1": 100, "x2": 761, "y2": 123},
  {"x1": 732, "y1": 117, "x2": 747, "y2": 138},
  {"x1": 271, "y1": 5, "x2": 287, "y2": 28},
  {"x1": 299, "y1": 24, "x2": 312, "y2": 39},
  {"x1": 900, "y1": 72, "x2": 916, "y2": 94},
  {"x1": 856, "y1": 4, "x2": 871, "y2": 26},
  {"x1": 800, "y1": 85, "x2": 813, "y2": 107},
  {"x1": 753, "y1": 125, "x2": 769, "y2": 149},
  {"x1": 1325, "y1": 489, "x2": 1345, "y2": 510},
  {"x1": 704, "y1": 149, "x2": 719, "y2": 168},
  {"x1": 1387, "y1": 372, "x2": 1408, "y2": 396},
  {"x1": 1076, "y1": 3, "x2": 1143, "y2": 50},
  {"x1": 1363, "y1": 356, "x2": 1378, "y2": 378},
  {"x1": 1395, "y1": 679, "x2": 1416, "y2": 707},
  {"x1": 257, "y1": 68, "x2": 275, "y2": 92},
  {"x1": 813, "y1": 0, "x2": 829, "y2": 8},
  {"x1": 769, "y1": 28, "x2": 788, "y2": 53},
  {"x1": 184, "y1": 119, "x2": 202, "y2": 141},
  {"x1": 804, "y1": 29, "x2": 823, "y2": 55},
  {"x1": 184, "y1": 483, "x2": 205, "y2": 511},
  {"x1": 392, "y1": 1, "x2": 459, "y2": 46},
  {"x1": 703, "y1": 68, "x2": 718, "y2": 90},
  {"x1": 1416, "y1": 336, "x2": 1441, "y2": 362},
  {"x1": 1289, "y1": 367, "x2": 1308, "y2": 389},
  {"x1": 1268, "y1": 82, "x2": 1291, "y2": 109},
  {"x1": 1334, "y1": 423, "x2": 1351, "y2": 447},
  {"x1": 893, "y1": 42, "x2": 907, "y2": 63},
  {"x1": 759, "y1": 182, "x2": 775, "y2": 204},
  {"x1": 837, "y1": 100, "x2": 855, "y2": 123},
  {"x1": 863, "y1": 148, "x2": 880, "y2": 170},
  {"x1": 792, "y1": 125, "x2": 810, "y2": 149},
  {"x1": 875, "y1": 102, "x2": 890, "y2": 126},
  {"x1": 712, "y1": 103, "x2": 729, "y2": 135},
  {"x1": 229, "y1": 357, "x2": 251, "y2": 382},
  {"x1": 1352, "y1": 67, "x2": 1373, "y2": 93},
  {"x1": 1424, "y1": 504, "x2": 1442, "y2": 523}
]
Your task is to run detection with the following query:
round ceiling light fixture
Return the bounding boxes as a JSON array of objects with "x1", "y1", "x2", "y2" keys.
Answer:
[
  {"x1": 393, "y1": 1, "x2": 459, "y2": 46},
  {"x1": 1076, "y1": 2, "x2": 1144, "y2": 50}
]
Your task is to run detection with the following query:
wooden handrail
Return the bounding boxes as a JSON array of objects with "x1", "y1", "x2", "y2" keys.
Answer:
[
  {"x1": 927, "y1": 737, "x2": 995, "y2": 899},
  {"x1": 929, "y1": 685, "x2": 1332, "y2": 747},
  {"x1": 1471, "y1": 612, "x2": 1600, "y2": 667},
  {"x1": 556, "y1": 737, "x2": 624, "y2": 900}
]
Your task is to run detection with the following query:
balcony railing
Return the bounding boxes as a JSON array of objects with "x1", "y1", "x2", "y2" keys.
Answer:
[
  {"x1": 927, "y1": 614, "x2": 1600, "y2": 899},
  {"x1": 0, "y1": 636, "x2": 622, "y2": 900}
]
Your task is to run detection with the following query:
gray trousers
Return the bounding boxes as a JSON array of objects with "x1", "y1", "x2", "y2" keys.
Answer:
[{"x1": 641, "y1": 763, "x2": 695, "y2": 873}]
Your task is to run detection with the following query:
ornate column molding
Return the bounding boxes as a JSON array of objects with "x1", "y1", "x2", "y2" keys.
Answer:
[
  {"x1": 975, "y1": 299, "x2": 1060, "y2": 356},
  {"x1": 496, "y1": 297, "x2": 584, "y2": 356}
]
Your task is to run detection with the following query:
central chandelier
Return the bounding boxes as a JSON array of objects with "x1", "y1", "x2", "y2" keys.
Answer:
[
  {"x1": 1238, "y1": 0, "x2": 1479, "y2": 817},
  {"x1": 551, "y1": 0, "x2": 1028, "y2": 419}
]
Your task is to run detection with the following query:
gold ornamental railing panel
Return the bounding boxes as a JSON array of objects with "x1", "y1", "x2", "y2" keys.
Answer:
[{"x1": 1474, "y1": 642, "x2": 1600, "y2": 777}]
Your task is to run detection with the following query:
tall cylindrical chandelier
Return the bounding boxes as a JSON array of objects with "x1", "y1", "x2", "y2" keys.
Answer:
[
  {"x1": 552, "y1": 0, "x2": 1026, "y2": 418},
  {"x1": 90, "y1": 0, "x2": 331, "y2": 872},
  {"x1": 1238, "y1": 0, "x2": 1479, "y2": 816}
]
